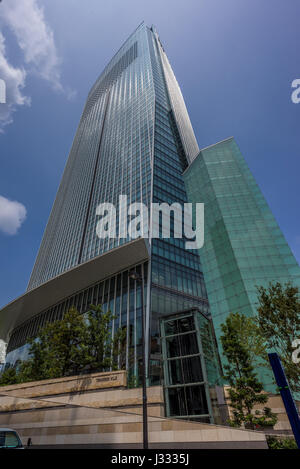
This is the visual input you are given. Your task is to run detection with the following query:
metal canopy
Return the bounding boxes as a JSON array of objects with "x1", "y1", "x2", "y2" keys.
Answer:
[{"x1": 0, "y1": 238, "x2": 150, "y2": 341}]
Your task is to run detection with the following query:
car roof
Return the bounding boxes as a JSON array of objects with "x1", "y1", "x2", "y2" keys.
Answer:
[{"x1": 0, "y1": 428, "x2": 18, "y2": 432}]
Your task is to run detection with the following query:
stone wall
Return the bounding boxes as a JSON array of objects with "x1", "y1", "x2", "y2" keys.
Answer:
[
  {"x1": 0, "y1": 371, "x2": 268, "y2": 448},
  {"x1": 0, "y1": 397, "x2": 267, "y2": 448},
  {"x1": 0, "y1": 370, "x2": 164, "y2": 417}
]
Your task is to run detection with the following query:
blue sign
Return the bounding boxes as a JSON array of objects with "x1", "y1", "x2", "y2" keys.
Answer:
[{"x1": 268, "y1": 352, "x2": 300, "y2": 449}]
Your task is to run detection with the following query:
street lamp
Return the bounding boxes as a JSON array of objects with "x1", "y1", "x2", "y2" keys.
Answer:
[{"x1": 129, "y1": 269, "x2": 148, "y2": 450}]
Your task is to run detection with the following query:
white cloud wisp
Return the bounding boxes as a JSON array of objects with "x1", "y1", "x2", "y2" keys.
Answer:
[
  {"x1": 0, "y1": 32, "x2": 30, "y2": 130},
  {"x1": 0, "y1": 195, "x2": 27, "y2": 235},
  {"x1": 0, "y1": 0, "x2": 73, "y2": 129},
  {"x1": 1, "y1": 0, "x2": 63, "y2": 91}
]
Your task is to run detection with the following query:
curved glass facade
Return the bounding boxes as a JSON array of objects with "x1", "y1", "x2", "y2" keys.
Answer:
[
  {"x1": 183, "y1": 137, "x2": 300, "y2": 390},
  {"x1": 28, "y1": 25, "x2": 154, "y2": 289},
  {"x1": 3, "y1": 24, "x2": 221, "y2": 423}
]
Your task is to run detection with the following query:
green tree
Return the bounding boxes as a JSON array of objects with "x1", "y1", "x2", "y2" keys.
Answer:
[
  {"x1": 0, "y1": 304, "x2": 128, "y2": 386},
  {"x1": 223, "y1": 312, "x2": 268, "y2": 368},
  {"x1": 220, "y1": 312, "x2": 269, "y2": 428},
  {"x1": 267, "y1": 435, "x2": 298, "y2": 449},
  {"x1": 0, "y1": 366, "x2": 18, "y2": 386},
  {"x1": 84, "y1": 304, "x2": 127, "y2": 373},
  {"x1": 20, "y1": 307, "x2": 87, "y2": 381},
  {"x1": 256, "y1": 282, "x2": 300, "y2": 393}
]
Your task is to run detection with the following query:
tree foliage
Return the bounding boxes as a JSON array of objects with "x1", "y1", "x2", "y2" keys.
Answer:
[
  {"x1": 221, "y1": 312, "x2": 268, "y2": 368},
  {"x1": 220, "y1": 312, "x2": 271, "y2": 428},
  {"x1": 267, "y1": 435, "x2": 298, "y2": 449},
  {"x1": 0, "y1": 305, "x2": 127, "y2": 386},
  {"x1": 0, "y1": 366, "x2": 18, "y2": 386},
  {"x1": 256, "y1": 282, "x2": 300, "y2": 393},
  {"x1": 84, "y1": 304, "x2": 126, "y2": 373}
]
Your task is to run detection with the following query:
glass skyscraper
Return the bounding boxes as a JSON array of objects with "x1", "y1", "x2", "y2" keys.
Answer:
[
  {"x1": 27, "y1": 24, "x2": 199, "y2": 290},
  {"x1": 183, "y1": 137, "x2": 300, "y2": 389},
  {"x1": 2, "y1": 21, "x2": 298, "y2": 416},
  {"x1": 1, "y1": 23, "x2": 222, "y2": 423}
]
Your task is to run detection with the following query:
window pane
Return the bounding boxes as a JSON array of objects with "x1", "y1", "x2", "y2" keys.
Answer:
[
  {"x1": 168, "y1": 358, "x2": 183, "y2": 385},
  {"x1": 177, "y1": 316, "x2": 194, "y2": 333},
  {"x1": 179, "y1": 332, "x2": 198, "y2": 356},
  {"x1": 164, "y1": 319, "x2": 177, "y2": 336},
  {"x1": 185, "y1": 385, "x2": 208, "y2": 416},
  {"x1": 182, "y1": 356, "x2": 203, "y2": 383},
  {"x1": 166, "y1": 335, "x2": 181, "y2": 357},
  {"x1": 0, "y1": 431, "x2": 20, "y2": 448},
  {"x1": 168, "y1": 387, "x2": 186, "y2": 416}
]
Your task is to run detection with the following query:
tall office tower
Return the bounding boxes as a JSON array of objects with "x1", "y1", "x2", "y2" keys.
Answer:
[
  {"x1": 0, "y1": 23, "x2": 222, "y2": 423},
  {"x1": 183, "y1": 137, "x2": 300, "y2": 389}
]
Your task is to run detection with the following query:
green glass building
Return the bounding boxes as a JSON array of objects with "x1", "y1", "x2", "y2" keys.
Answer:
[{"x1": 183, "y1": 137, "x2": 300, "y2": 388}]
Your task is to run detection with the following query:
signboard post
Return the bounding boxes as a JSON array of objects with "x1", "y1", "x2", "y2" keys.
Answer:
[{"x1": 268, "y1": 352, "x2": 300, "y2": 448}]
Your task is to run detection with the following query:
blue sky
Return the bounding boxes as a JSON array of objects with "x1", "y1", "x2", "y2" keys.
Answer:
[{"x1": 0, "y1": 0, "x2": 299, "y2": 308}]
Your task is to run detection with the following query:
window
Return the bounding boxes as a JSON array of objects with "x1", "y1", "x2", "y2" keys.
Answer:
[
  {"x1": 0, "y1": 431, "x2": 22, "y2": 449},
  {"x1": 161, "y1": 312, "x2": 211, "y2": 421}
]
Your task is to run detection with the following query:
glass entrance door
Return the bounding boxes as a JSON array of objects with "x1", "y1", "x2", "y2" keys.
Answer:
[{"x1": 161, "y1": 312, "x2": 213, "y2": 422}]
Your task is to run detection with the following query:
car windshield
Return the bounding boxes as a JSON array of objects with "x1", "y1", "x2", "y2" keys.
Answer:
[{"x1": 0, "y1": 431, "x2": 22, "y2": 448}]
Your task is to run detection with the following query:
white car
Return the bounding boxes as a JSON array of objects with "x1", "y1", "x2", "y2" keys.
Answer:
[{"x1": 0, "y1": 428, "x2": 25, "y2": 449}]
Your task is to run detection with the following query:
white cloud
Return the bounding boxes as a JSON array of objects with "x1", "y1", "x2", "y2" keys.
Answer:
[
  {"x1": 0, "y1": 32, "x2": 30, "y2": 130},
  {"x1": 0, "y1": 195, "x2": 27, "y2": 235},
  {"x1": 1, "y1": 0, "x2": 63, "y2": 91},
  {"x1": 0, "y1": 0, "x2": 74, "y2": 129}
]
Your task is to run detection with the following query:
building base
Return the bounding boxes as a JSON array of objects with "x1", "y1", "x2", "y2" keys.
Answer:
[{"x1": 0, "y1": 371, "x2": 268, "y2": 449}]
